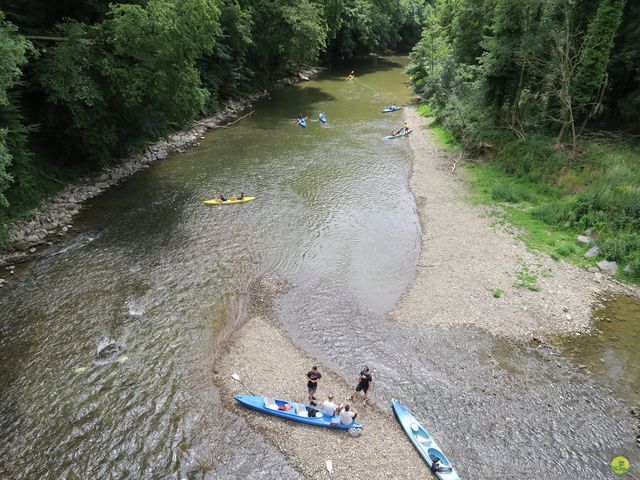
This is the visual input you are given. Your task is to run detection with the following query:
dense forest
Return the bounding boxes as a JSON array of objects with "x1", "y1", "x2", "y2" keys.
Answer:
[
  {"x1": 2, "y1": 0, "x2": 639, "y2": 280},
  {"x1": 409, "y1": 0, "x2": 640, "y2": 279},
  {"x1": 0, "y1": 0, "x2": 426, "y2": 237}
]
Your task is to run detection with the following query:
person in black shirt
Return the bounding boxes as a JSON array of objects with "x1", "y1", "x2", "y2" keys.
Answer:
[
  {"x1": 350, "y1": 366, "x2": 373, "y2": 402},
  {"x1": 306, "y1": 365, "x2": 322, "y2": 401}
]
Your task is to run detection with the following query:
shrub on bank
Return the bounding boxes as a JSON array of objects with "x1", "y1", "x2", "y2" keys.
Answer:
[{"x1": 418, "y1": 103, "x2": 640, "y2": 281}]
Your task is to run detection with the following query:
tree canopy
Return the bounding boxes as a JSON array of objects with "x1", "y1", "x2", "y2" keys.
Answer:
[{"x1": 0, "y1": 0, "x2": 426, "y2": 231}]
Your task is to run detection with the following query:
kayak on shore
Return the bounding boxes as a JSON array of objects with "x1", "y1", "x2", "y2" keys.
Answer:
[
  {"x1": 203, "y1": 196, "x2": 255, "y2": 205},
  {"x1": 392, "y1": 399, "x2": 460, "y2": 480},
  {"x1": 382, "y1": 106, "x2": 402, "y2": 113},
  {"x1": 384, "y1": 129, "x2": 412, "y2": 140},
  {"x1": 235, "y1": 395, "x2": 364, "y2": 430}
]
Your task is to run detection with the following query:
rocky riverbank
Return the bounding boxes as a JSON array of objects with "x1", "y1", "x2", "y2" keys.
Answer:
[
  {"x1": 0, "y1": 68, "x2": 322, "y2": 270},
  {"x1": 392, "y1": 106, "x2": 639, "y2": 339}
]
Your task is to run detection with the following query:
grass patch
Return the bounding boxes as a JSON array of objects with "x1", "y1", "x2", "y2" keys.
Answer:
[
  {"x1": 513, "y1": 263, "x2": 540, "y2": 291},
  {"x1": 417, "y1": 102, "x2": 640, "y2": 282},
  {"x1": 418, "y1": 103, "x2": 437, "y2": 117},
  {"x1": 490, "y1": 288, "x2": 505, "y2": 298},
  {"x1": 466, "y1": 162, "x2": 599, "y2": 269}
]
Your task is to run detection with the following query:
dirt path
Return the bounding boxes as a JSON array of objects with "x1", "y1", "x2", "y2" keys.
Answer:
[{"x1": 392, "y1": 106, "x2": 637, "y2": 338}]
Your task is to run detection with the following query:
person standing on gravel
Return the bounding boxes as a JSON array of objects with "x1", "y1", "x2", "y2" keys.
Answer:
[
  {"x1": 306, "y1": 365, "x2": 322, "y2": 402},
  {"x1": 350, "y1": 366, "x2": 372, "y2": 402}
]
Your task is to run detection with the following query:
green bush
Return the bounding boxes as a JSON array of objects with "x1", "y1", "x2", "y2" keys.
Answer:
[
  {"x1": 531, "y1": 197, "x2": 580, "y2": 226},
  {"x1": 599, "y1": 232, "x2": 640, "y2": 263},
  {"x1": 555, "y1": 243, "x2": 576, "y2": 257},
  {"x1": 492, "y1": 182, "x2": 521, "y2": 203},
  {"x1": 491, "y1": 181, "x2": 538, "y2": 203},
  {"x1": 625, "y1": 252, "x2": 640, "y2": 279},
  {"x1": 494, "y1": 137, "x2": 566, "y2": 180}
]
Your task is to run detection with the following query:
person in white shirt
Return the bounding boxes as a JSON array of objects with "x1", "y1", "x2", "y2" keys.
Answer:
[
  {"x1": 339, "y1": 403, "x2": 357, "y2": 425},
  {"x1": 321, "y1": 394, "x2": 338, "y2": 416}
]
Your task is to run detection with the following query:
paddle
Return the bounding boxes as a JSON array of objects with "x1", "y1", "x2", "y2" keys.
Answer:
[
  {"x1": 231, "y1": 373, "x2": 256, "y2": 395},
  {"x1": 325, "y1": 460, "x2": 333, "y2": 478}
]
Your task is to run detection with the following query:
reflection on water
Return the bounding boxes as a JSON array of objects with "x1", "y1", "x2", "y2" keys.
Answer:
[{"x1": 560, "y1": 295, "x2": 640, "y2": 405}]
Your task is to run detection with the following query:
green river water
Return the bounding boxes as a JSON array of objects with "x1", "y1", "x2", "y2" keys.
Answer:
[{"x1": 1, "y1": 56, "x2": 638, "y2": 479}]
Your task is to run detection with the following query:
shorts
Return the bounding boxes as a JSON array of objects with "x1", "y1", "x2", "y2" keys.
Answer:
[
  {"x1": 355, "y1": 381, "x2": 370, "y2": 393},
  {"x1": 308, "y1": 384, "x2": 318, "y2": 397}
]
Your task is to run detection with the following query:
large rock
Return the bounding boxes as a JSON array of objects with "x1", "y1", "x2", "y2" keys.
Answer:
[
  {"x1": 576, "y1": 235, "x2": 591, "y2": 246},
  {"x1": 597, "y1": 260, "x2": 618, "y2": 275},
  {"x1": 584, "y1": 245, "x2": 600, "y2": 258}
]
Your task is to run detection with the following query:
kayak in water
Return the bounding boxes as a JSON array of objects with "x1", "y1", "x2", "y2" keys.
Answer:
[
  {"x1": 318, "y1": 113, "x2": 328, "y2": 123},
  {"x1": 203, "y1": 196, "x2": 255, "y2": 205},
  {"x1": 382, "y1": 106, "x2": 402, "y2": 113},
  {"x1": 384, "y1": 129, "x2": 412, "y2": 140},
  {"x1": 392, "y1": 399, "x2": 460, "y2": 480}
]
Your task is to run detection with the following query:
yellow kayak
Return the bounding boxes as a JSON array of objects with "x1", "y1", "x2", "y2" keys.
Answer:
[{"x1": 203, "y1": 196, "x2": 256, "y2": 205}]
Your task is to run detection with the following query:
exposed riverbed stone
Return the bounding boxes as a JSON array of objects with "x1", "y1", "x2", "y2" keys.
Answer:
[
  {"x1": 576, "y1": 235, "x2": 592, "y2": 245},
  {"x1": 597, "y1": 260, "x2": 618, "y2": 276},
  {"x1": 584, "y1": 245, "x2": 600, "y2": 258}
]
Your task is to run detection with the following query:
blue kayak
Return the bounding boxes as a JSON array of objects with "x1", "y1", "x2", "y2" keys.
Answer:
[
  {"x1": 384, "y1": 128, "x2": 412, "y2": 140},
  {"x1": 297, "y1": 118, "x2": 307, "y2": 128},
  {"x1": 382, "y1": 106, "x2": 402, "y2": 113},
  {"x1": 392, "y1": 399, "x2": 460, "y2": 480},
  {"x1": 235, "y1": 395, "x2": 364, "y2": 430},
  {"x1": 319, "y1": 113, "x2": 328, "y2": 123}
]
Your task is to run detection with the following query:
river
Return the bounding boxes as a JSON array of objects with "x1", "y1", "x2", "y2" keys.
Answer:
[
  {"x1": 1, "y1": 57, "x2": 417, "y2": 479},
  {"x1": 1, "y1": 56, "x2": 638, "y2": 479}
]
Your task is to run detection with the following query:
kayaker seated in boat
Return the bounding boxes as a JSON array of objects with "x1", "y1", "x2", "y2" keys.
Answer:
[
  {"x1": 321, "y1": 394, "x2": 339, "y2": 416},
  {"x1": 430, "y1": 457, "x2": 453, "y2": 473},
  {"x1": 231, "y1": 192, "x2": 244, "y2": 200},
  {"x1": 339, "y1": 403, "x2": 357, "y2": 425},
  {"x1": 219, "y1": 194, "x2": 227, "y2": 202}
]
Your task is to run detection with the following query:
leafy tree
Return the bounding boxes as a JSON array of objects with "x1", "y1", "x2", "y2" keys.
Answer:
[
  {"x1": 606, "y1": 0, "x2": 640, "y2": 127},
  {"x1": 37, "y1": 0, "x2": 221, "y2": 163},
  {"x1": 571, "y1": 0, "x2": 626, "y2": 129},
  {"x1": 0, "y1": 10, "x2": 30, "y2": 209}
]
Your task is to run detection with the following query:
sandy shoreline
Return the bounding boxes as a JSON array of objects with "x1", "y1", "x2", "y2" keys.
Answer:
[
  {"x1": 214, "y1": 276, "x2": 428, "y2": 479},
  {"x1": 393, "y1": 106, "x2": 639, "y2": 339}
]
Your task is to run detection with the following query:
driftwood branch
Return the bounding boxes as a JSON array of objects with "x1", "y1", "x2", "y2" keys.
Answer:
[
  {"x1": 209, "y1": 110, "x2": 254, "y2": 128},
  {"x1": 24, "y1": 35, "x2": 67, "y2": 42},
  {"x1": 451, "y1": 153, "x2": 462, "y2": 173}
]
